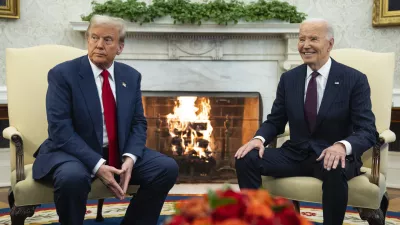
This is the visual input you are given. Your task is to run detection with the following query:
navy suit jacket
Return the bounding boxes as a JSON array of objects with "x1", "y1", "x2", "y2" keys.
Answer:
[
  {"x1": 255, "y1": 58, "x2": 378, "y2": 163},
  {"x1": 32, "y1": 56, "x2": 147, "y2": 180}
]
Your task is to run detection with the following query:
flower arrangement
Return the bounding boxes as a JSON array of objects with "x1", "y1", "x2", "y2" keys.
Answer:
[{"x1": 164, "y1": 187, "x2": 312, "y2": 225}]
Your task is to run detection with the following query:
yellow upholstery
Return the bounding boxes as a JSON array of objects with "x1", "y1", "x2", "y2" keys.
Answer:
[
  {"x1": 4, "y1": 45, "x2": 139, "y2": 206},
  {"x1": 262, "y1": 48, "x2": 396, "y2": 209}
]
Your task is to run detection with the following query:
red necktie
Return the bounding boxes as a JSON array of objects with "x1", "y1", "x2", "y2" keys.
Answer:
[
  {"x1": 101, "y1": 70, "x2": 120, "y2": 168},
  {"x1": 304, "y1": 71, "x2": 319, "y2": 132}
]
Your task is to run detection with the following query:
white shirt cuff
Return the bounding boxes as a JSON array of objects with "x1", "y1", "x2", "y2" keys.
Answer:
[
  {"x1": 122, "y1": 153, "x2": 137, "y2": 164},
  {"x1": 336, "y1": 140, "x2": 352, "y2": 155},
  {"x1": 253, "y1": 136, "x2": 265, "y2": 144},
  {"x1": 92, "y1": 158, "x2": 106, "y2": 177}
]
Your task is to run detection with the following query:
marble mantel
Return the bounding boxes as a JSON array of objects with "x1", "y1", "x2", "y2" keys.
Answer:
[{"x1": 70, "y1": 21, "x2": 302, "y2": 71}]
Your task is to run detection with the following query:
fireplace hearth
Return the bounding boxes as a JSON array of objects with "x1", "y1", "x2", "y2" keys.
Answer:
[{"x1": 142, "y1": 91, "x2": 261, "y2": 183}]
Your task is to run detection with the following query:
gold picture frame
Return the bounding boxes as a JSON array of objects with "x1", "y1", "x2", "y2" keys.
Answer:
[
  {"x1": 0, "y1": 0, "x2": 19, "y2": 19},
  {"x1": 373, "y1": 0, "x2": 400, "y2": 26}
]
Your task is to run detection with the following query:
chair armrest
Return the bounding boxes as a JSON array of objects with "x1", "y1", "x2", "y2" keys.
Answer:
[
  {"x1": 379, "y1": 129, "x2": 396, "y2": 144},
  {"x1": 371, "y1": 130, "x2": 395, "y2": 186},
  {"x1": 2, "y1": 126, "x2": 25, "y2": 182},
  {"x1": 3, "y1": 126, "x2": 22, "y2": 140}
]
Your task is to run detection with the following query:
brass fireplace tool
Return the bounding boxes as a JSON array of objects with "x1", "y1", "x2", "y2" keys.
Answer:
[{"x1": 217, "y1": 114, "x2": 236, "y2": 173}]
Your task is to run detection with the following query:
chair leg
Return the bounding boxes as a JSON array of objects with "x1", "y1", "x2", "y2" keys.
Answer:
[
  {"x1": 8, "y1": 188, "x2": 14, "y2": 209},
  {"x1": 380, "y1": 192, "x2": 389, "y2": 219},
  {"x1": 10, "y1": 205, "x2": 36, "y2": 225},
  {"x1": 96, "y1": 199, "x2": 105, "y2": 222},
  {"x1": 292, "y1": 200, "x2": 300, "y2": 213},
  {"x1": 8, "y1": 190, "x2": 37, "y2": 225},
  {"x1": 356, "y1": 191, "x2": 389, "y2": 225}
]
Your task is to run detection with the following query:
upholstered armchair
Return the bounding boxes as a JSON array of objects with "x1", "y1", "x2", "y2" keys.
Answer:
[
  {"x1": 263, "y1": 49, "x2": 396, "y2": 225},
  {"x1": 3, "y1": 45, "x2": 139, "y2": 225}
]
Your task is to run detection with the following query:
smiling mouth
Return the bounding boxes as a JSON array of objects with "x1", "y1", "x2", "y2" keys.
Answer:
[{"x1": 302, "y1": 52, "x2": 316, "y2": 56}]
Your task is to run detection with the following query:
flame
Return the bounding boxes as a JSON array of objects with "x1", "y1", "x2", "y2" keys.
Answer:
[{"x1": 167, "y1": 96, "x2": 213, "y2": 158}]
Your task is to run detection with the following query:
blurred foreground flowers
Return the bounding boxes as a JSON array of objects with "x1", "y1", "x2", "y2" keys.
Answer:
[{"x1": 164, "y1": 186, "x2": 312, "y2": 225}]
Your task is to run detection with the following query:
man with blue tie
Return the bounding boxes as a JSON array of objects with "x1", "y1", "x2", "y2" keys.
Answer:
[
  {"x1": 32, "y1": 15, "x2": 179, "y2": 225},
  {"x1": 235, "y1": 18, "x2": 378, "y2": 225}
]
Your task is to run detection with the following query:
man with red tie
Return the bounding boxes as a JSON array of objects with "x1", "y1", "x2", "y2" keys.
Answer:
[
  {"x1": 235, "y1": 18, "x2": 378, "y2": 225},
  {"x1": 32, "y1": 15, "x2": 179, "y2": 225}
]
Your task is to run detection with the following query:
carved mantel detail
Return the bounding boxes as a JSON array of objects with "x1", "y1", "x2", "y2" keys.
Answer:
[
  {"x1": 168, "y1": 38, "x2": 223, "y2": 60},
  {"x1": 282, "y1": 33, "x2": 303, "y2": 71}
]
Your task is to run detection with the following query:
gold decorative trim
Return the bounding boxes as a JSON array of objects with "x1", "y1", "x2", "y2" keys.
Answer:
[
  {"x1": 0, "y1": 0, "x2": 19, "y2": 19},
  {"x1": 373, "y1": 0, "x2": 400, "y2": 27}
]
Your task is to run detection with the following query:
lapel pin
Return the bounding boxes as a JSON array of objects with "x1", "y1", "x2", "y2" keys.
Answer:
[
  {"x1": 122, "y1": 82, "x2": 126, "y2": 87},
  {"x1": 334, "y1": 82, "x2": 339, "y2": 85}
]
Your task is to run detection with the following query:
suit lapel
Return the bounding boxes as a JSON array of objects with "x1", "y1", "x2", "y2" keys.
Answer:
[
  {"x1": 314, "y1": 59, "x2": 343, "y2": 132},
  {"x1": 295, "y1": 64, "x2": 309, "y2": 134},
  {"x1": 78, "y1": 56, "x2": 103, "y2": 146},
  {"x1": 114, "y1": 64, "x2": 132, "y2": 150}
]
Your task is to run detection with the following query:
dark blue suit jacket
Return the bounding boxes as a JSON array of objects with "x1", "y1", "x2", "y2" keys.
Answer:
[
  {"x1": 256, "y1": 58, "x2": 378, "y2": 163},
  {"x1": 32, "y1": 56, "x2": 147, "y2": 179}
]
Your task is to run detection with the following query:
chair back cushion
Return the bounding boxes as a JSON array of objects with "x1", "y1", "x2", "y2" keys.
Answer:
[
  {"x1": 6, "y1": 45, "x2": 87, "y2": 171},
  {"x1": 330, "y1": 48, "x2": 395, "y2": 174}
]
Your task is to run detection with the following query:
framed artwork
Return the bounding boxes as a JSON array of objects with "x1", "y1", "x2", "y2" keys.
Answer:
[
  {"x1": 373, "y1": 0, "x2": 400, "y2": 26},
  {"x1": 0, "y1": 0, "x2": 19, "y2": 19}
]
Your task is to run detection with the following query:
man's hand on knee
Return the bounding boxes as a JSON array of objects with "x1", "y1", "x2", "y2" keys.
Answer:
[
  {"x1": 316, "y1": 143, "x2": 346, "y2": 171},
  {"x1": 235, "y1": 138, "x2": 264, "y2": 159},
  {"x1": 96, "y1": 165, "x2": 125, "y2": 200}
]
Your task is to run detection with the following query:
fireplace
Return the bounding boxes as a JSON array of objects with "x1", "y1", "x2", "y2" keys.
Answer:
[
  {"x1": 142, "y1": 91, "x2": 261, "y2": 183},
  {"x1": 71, "y1": 20, "x2": 301, "y2": 184}
]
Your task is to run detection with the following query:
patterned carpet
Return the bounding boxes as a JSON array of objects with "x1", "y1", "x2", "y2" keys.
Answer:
[{"x1": 0, "y1": 196, "x2": 399, "y2": 225}]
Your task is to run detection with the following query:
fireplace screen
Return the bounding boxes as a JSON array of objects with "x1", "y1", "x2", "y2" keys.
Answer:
[{"x1": 142, "y1": 92, "x2": 261, "y2": 183}]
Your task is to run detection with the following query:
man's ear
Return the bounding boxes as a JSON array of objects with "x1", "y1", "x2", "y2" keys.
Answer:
[
  {"x1": 117, "y1": 42, "x2": 125, "y2": 55},
  {"x1": 328, "y1": 38, "x2": 334, "y2": 52}
]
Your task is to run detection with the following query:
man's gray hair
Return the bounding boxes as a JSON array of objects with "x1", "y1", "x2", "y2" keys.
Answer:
[
  {"x1": 86, "y1": 14, "x2": 126, "y2": 43},
  {"x1": 301, "y1": 18, "x2": 334, "y2": 40}
]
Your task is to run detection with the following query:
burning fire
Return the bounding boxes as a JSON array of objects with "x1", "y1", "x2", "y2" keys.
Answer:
[{"x1": 166, "y1": 96, "x2": 213, "y2": 158}]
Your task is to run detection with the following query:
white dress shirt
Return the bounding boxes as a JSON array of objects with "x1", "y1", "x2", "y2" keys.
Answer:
[
  {"x1": 255, "y1": 58, "x2": 352, "y2": 155},
  {"x1": 89, "y1": 57, "x2": 138, "y2": 176}
]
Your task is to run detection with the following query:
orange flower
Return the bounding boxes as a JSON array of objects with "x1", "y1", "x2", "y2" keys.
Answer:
[
  {"x1": 191, "y1": 218, "x2": 212, "y2": 225},
  {"x1": 215, "y1": 218, "x2": 250, "y2": 225},
  {"x1": 245, "y1": 202, "x2": 274, "y2": 219},
  {"x1": 176, "y1": 197, "x2": 210, "y2": 219},
  {"x1": 242, "y1": 189, "x2": 274, "y2": 206}
]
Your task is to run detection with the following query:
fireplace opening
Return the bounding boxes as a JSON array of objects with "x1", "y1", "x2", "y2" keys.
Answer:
[{"x1": 142, "y1": 91, "x2": 262, "y2": 183}]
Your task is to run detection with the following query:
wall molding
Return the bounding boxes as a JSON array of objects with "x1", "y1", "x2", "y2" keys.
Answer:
[
  {"x1": 393, "y1": 88, "x2": 400, "y2": 107},
  {"x1": 0, "y1": 86, "x2": 7, "y2": 104}
]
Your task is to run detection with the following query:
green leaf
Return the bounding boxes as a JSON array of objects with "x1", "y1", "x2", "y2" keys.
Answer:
[
  {"x1": 207, "y1": 189, "x2": 238, "y2": 209},
  {"x1": 81, "y1": 0, "x2": 307, "y2": 25}
]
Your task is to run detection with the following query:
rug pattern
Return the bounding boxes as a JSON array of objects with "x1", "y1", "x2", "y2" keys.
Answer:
[{"x1": 0, "y1": 197, "x2": 399, "y2": 225}]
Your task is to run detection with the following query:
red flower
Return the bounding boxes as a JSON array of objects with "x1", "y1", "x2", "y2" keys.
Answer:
[
  {"x1": 211, "y1": 190, "x2": 246, "y2": 221},
  {"x1": 166, "y1": 215, "x2": 189, "y2": 225},
  {"x1": 274, "y1": 207, "x2": 301, "y2": 225},
  {"x1": 246, "y1": 217, "x2": 275, "y2": 225}
]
